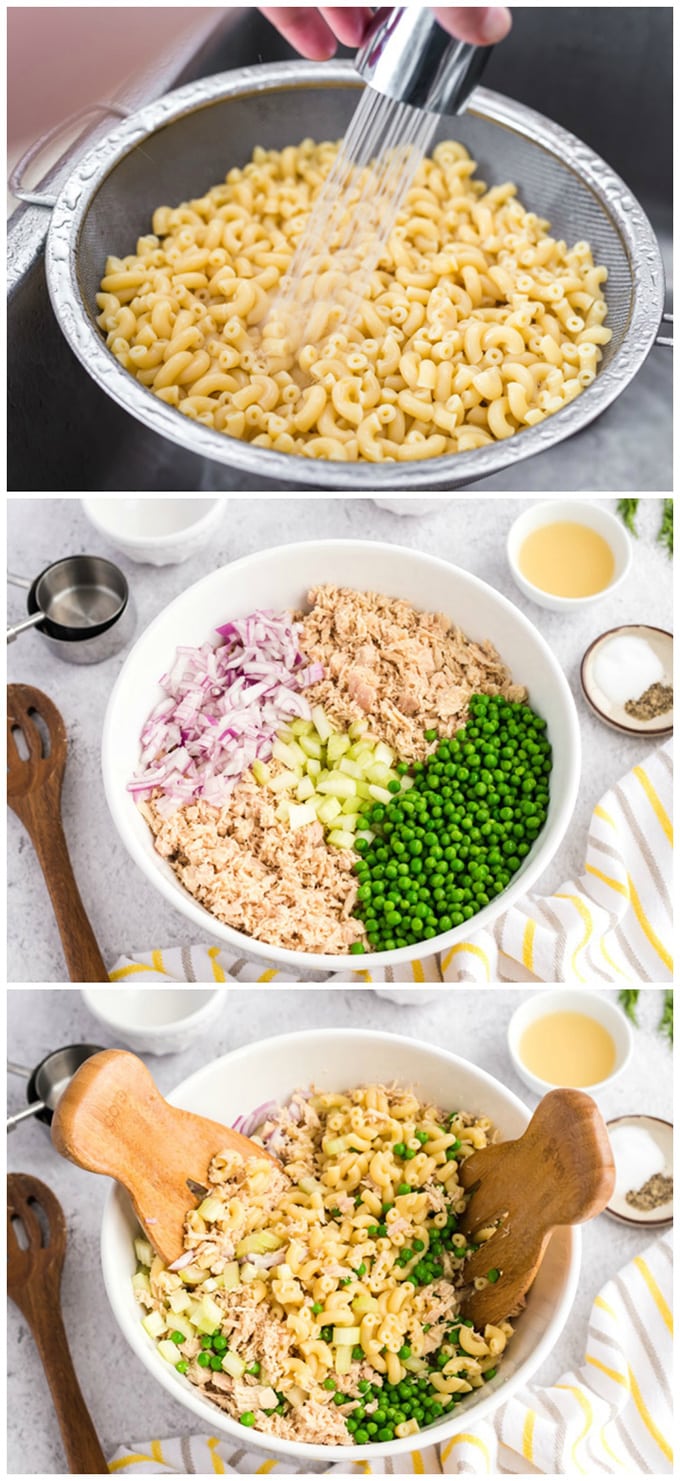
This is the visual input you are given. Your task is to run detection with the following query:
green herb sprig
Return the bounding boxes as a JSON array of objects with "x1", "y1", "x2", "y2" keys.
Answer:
[
  {"x1": 617, "y1": 499, "x2": 639, "y2": 535},
  {"x1": 658, "y1": 499, "x2": 673, "y2": 556}
]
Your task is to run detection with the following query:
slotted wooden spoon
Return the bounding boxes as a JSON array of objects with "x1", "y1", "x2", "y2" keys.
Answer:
[
  {"x1": 51, "y1": 1050, "x2": 279, "y2": 1265},
  {"x1": 457, "y1": 1088, "x2": 615, "y2": 1328},
  {"x1": 7, "y1": 1173, "x2": 109, "y2": 1474},
  {"x1": 7, "y1": 684, "x2": 108, "y2": 982}
]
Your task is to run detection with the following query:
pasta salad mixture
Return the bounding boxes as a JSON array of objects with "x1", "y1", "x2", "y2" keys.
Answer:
[
  {"x1": 130, "y1": 586, "x2": 552, "y2": 954},
  {"x1": 133, "y1": 1085, "x2": 512, "y2": 1446},
  {"x1": 97, "y1": 139, "x2": 611, "y2": 464}
]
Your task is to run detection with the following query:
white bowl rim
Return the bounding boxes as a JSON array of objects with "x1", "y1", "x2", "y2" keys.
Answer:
[
  {"x1": 102, "y1": 538, "x2": 581, "y2": 972},
  {"x1": 81, "y1": 985, "x2": 226, "y2": 1034},
  {"x1": 506, "y1": 500, "x2": 632, "y2": 610},
  {"x1": 100, "y1": 1027, "x2": 582, "y2": 1463},
  {"x1": 82, "y1": 497, "x2": 223, "y2": 548},
  {"x1": 507, "y1": 988, "x2": 634, "y2": 1096}
]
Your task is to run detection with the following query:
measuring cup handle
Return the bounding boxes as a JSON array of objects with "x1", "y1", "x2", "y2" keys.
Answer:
[
  {"x1": 6, "y1": 612, "x2": 46, "y2": 643},
  {"x1": 7, "y1": 1102, "x2": 46, "y2": 1132},
  {"x1": 7, "y1": 573, "x2": 33, "y2": 590}
]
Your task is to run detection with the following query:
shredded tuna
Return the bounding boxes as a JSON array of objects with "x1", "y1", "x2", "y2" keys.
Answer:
[
  {"x1": 299, "y1": 584, "x2": 526, "y2": 761},
  {"x1": 143, "y1": 775, "x2": 366, "y2": 954}
]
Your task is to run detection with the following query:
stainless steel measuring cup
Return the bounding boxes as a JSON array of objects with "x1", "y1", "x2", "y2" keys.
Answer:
[
  {"x1": 6, "y1": 1045, "x2": 106, "y2": 1131},
  {"x1": 7, "y1": 555, "x2": 136, "y2": 662}
]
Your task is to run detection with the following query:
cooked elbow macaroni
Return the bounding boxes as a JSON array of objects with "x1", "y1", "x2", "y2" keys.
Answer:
[
  {"x1": 97, "y1": 139, "x2": 611, "y2": 464},
  {"x1": 133, "y1": 1085, "x2": 512, "y2": 1446}
]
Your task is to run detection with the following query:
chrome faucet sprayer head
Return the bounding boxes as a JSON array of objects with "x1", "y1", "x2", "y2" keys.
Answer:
[{"x1": 355, "y1": 8, "x2": 493, "y2": 116}]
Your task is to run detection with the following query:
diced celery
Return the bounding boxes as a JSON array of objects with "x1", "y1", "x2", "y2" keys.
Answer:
[
  {"x1": 312, "y1": 706, "x2": 333, "y2": 742},
  {"x1": 168, "y1": 1288, "x2": 192, "y2": 1314},
  {"x1": 373, "y1": 741, "x2": 394, "y2": 767},
  {"x1": 289, "y1": 802, "x2": 318, "y2": 830},
  {"x1": 356, "y1": 780, "x2": 372, "y2": 799},
  {"x1": 132, "y1": 1271, "x2": 151, "y2": 1295},
  {"x1": 296, "y1": 775, "x2": 315, "y2": 801},
  {"x1": 368, "y1": 784, "x2": 393, "y2": 804},
  {"x1": 306, "y1": 758, "x2": 321, "y2": 778},
  {"x1": 236, "y1": 1231, "x2": 283, "y2": 1255},
  {"x1": 252, "y1": 759, "x2": 270, "y2": 786},
  {"x1": 222, "y1": 1261, "x2": 240, "y2": 1291},
  {"x1": 298, "y1": 1175, "x2": 320, "y2": 1194},
  {"x1": 272, "y1": 739, "x2": 302, "y2": 770},
  {"x1": 328, "y1": 829, "x2": 356, "y2": 849},
  {"x1": 134, "y1": 1238, "x2": 154, "y2": 1268},
  {"x1": 333, "y1": 1326, "x2": 362, "y2": 1345},
  {"x1": 353, "y1": 746, "x2": 375, "y2": 767},
  {"x1": 356, "y1": 828, "x2": 375, "y2": 845},
  {"x1": 192, "y1": 1295, "x2": 223, "y2": 1334},
  {"x1": 197, "y1": 1196, "x2": 224, "y2": 1222},
  {"x1": 221, "y1": 1351, "x2": 246, "y2": 1378},
  {"x1": 324, "y1": 1137, "x2": 346, "y2": 1154},
  {"x1": 348, "y1": 719, "x2": 369, "y2": 740},
  {"x1": 341, "y1": 795, "x2": 364, "y2": 815},
  {"x1": 277, "y1": 726, "x2": 295, "y2": 742},
  {"x1": 289, "y1": 718, "x2": 314, "y2": 736},
  {"x1": 366, "y1": 763, "x2": 391, "y2": 784},
  {"x1": 400, "y1": 775, "x2": 414, "y2": 791},
  {"x1": 269, "y1": 769, "x2": 301, "y2": 792},
  {"x1": 335, "y1": 1345, "x2": 353, "y2": 1374},
  {"x1": 179, "y1": 1264, "x2": 205, "y2": 1285},
  {"x1": 352, "y1": 1294, "x2": 379, "y2": 1315},
  {"x1": 317, "y1": 796, "x2": 343, "y2": 824},
  {"x1": 274, "y1": 800, "x2": 290, "y2": 824},
  {"x1": 335, "y1": 811, "x2": 357, "y2": 830},
  {"x1": 158, "y1": 1338, "x2": 184, "y2": 1365},
  {"x1": 167, "y1": 1313, "x2": 193, "y2": 1340},
  {"x1": 327, "y1": 733, "x2": 351, "y2": 762},
  {"x1": 299, "y1": 734, "x2": 323, "y2": 760},
  {"x1": 142, "y1": 1310, "x2": 167, "y2": 1339},
  {"x1": 316, "y1": 774, "x2": 356, "y2": 799},
  {"x1": 338, "y1": 757, "x2": 363, "y2": 780}
]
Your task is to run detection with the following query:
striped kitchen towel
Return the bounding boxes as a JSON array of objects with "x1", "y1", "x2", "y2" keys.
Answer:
[
  {"x1": 108, "y1": 1232, "x2": 673, "y2": 1475},
  {"x1": 110, "y1": 743, "x2": 672, "y2": 985}
]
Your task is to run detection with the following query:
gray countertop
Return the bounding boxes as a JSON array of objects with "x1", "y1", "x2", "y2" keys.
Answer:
[
  {"x1": 7, "y1": 496, "x2": 673, "y2": 982},
  {"x1": 7, "y1": 985, "x2": 673, "y2": 1475}
]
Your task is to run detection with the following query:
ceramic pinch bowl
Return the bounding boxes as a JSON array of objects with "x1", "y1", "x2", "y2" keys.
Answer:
[{"x1": 581, "y1": 624, "x2": 673, "y2": 737}]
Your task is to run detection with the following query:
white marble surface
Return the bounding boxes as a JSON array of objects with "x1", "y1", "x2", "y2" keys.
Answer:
[
  {"x1": 7, "y1": 496, "x2": 673, "y2": 982},
  {"x1": 7, "y1": 986, "x2": 673, "y2": 1475}
]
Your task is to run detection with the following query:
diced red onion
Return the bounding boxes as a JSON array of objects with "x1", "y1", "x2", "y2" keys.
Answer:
[
  {"x1": 245, "y1": 1250, "x2": 286, "y2": 1269},
  {"x1": 167, "y1": 1249, "x2": 197, "y2": 1271},
  {"x1": 128, "y1": 610, "x2": 323, "y2": 811}
]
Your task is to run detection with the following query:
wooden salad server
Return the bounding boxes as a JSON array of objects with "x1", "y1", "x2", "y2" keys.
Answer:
[
  {"x1": 7, "y1": 684, "x2": 108, "y2": 983},
  {"x1": 7, "y1": 1173, "x2": 109, "y2": 1475},
  {"x1": 457, "y1": 1088, "x2": 615, "y2": 1328},
  {"x1": 51, "y1": 1050, "x2": 279, "y2": 1266}
]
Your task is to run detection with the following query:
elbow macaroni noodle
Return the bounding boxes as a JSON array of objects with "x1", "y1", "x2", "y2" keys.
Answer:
[
  {"x1": 97, "y1": 139, "x2": 611, "y2": 464},
  {"x1": 134, "y1": 1085, "x2": 512, "y2": 1446}
]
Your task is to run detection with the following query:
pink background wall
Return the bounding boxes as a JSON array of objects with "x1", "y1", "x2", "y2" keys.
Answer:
[{"x1": 8, "y1": 7, "x2": 218, "y2": 144}]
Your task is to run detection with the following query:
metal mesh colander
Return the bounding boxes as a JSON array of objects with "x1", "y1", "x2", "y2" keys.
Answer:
[{"x1": 46, "y1": 62, "x2": 664, "y2": 490}]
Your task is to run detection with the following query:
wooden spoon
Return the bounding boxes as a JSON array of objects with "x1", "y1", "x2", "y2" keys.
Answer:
[
  {"x1": 7, "y1": 1173, "x2": 109, "y2": 1475},
  {"x1": 7, "y1": 684, "x2": 108, "y2": 983},
  {"x1": 457, "y1": 1088, "x2": 615, "y2": 1328},
  {"x1": 51, "y1": 1049, "x2": 279, "y2": 1265}
]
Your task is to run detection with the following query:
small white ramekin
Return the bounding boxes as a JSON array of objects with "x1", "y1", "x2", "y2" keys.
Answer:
[
  {"x1": 507, "y1": 500, "x2": 632, "y2": 612},
  {"x1": 81, "y1": 987, "x2": 226, "y2": 1056},
  {"x1": 81, "y1": 499, "x2": 225, "y2": 566},
  {"x1": 508, "y1": 989, "x2": 633, "y2": 1098}
]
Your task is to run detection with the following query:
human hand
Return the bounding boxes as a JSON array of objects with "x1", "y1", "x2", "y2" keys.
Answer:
[{"x1": 260, "y1": 7, "x2": 512, "y2": 61}]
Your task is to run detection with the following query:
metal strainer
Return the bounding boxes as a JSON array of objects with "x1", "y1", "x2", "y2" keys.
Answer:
[{"x1": 38, "y1": 61, "x2": 667, "y2": 491}]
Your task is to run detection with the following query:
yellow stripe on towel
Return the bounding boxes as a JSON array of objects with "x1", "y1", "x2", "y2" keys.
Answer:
[
  {"x1": 521, "y1": 1409, "x2": 536, "y2": 1463},
  {"x1": 440, "y1": 943, "x2": 491, "y2": 979},
  {"x1": 627, "y1": 876, "x2": 673, "y2": 972},
  {"x1": 109, "y1": 962, "x2": 153, "y2": 981},
  {"x1": 633, "y1": 1256, "x2": 673, "y2": 1332},
  {"x1": 207, "y1": 1437, "x2": 226, "y2": 1474},
  {"x1": 554, "y1": 894, "x2": 592, "y2": 982},
  {"x1": 633, "y1": 765, "x2": 673, "y2": 844},
  {"x1": 585, "y1": 1353, "x2": 629, "y2": 1388},
  {"x1": 440, "y1": 1433, "x2": 491, "y2": 1468},
  {"x1": 207, "y1": 947, "x2": 227, "y2": 983},
  {"x1": 628, "y1": 1364, "x2": 673, "y2": 1462},
  {"x1": 555, "y1": 1383, "x2": 594, "y2": 1474},
  {"x1": 521, "y1": 918, "x2": 536, "y2": 974}
]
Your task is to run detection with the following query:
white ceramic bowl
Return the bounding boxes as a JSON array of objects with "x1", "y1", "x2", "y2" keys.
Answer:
[
  {"x1": 507, "y1": 500, "x2": 632, "y2": 611},
  {"x1": 507, "y1": 990, "x2": 634, "y2": 1098},
  {"x1": 100, "y1": 1028, "x2": 581, "y2": 1464},
  {"x1": 102, "y1": 539, "x2": 581, "y2": 974},
  {"x1": 81, "y1": 987, "x2": 226, "y2": 1056},
  {"x1": 82, "y1": 498, "x2": 224, "y2": 565}
]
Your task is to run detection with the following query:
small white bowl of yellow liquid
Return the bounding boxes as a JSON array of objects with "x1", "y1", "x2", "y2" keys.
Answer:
[
  {"x1": 508, "y1": 990, "x2": 633, "y2": 1099},
  {"x1": 507, "y1": 500, "x2": 632, "y2": 611}
]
